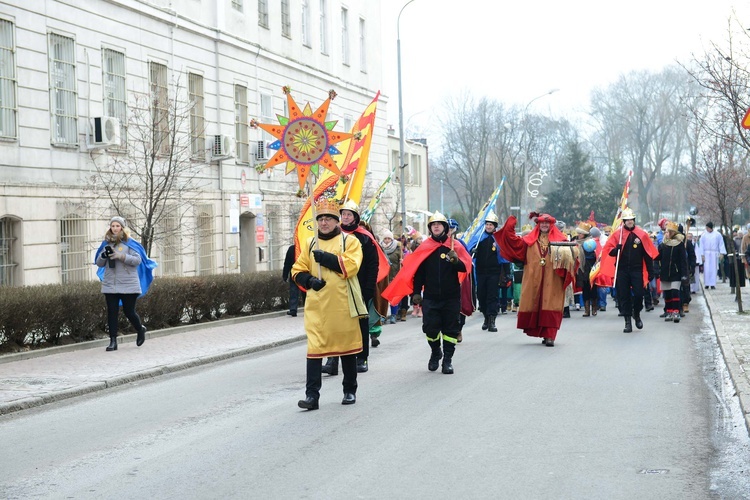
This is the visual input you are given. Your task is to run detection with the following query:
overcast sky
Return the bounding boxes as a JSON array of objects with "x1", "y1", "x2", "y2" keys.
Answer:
[{"x1": 379, "y1": 0, "x2": 750, "y2": 139}]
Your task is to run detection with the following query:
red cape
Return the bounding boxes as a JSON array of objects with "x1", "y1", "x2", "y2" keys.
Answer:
[
  {"x1": 345, "y1": 226, "x2": 390, "y2": 283},
  {"x1": 381, "y1": 236, "x2": 473, "y2": 306},
  {"x1": 600, "y1": 226, "x2": 658, "y2": 288}
]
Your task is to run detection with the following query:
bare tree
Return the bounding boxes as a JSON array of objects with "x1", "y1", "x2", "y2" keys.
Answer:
[
  {"x1": 589, "y1": 67, "x2": 691, "y2": 221},
  {"x1": 89, "y1": 77, "x2": 209, "y2": 256}
]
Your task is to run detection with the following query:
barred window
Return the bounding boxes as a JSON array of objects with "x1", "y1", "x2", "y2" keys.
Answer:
[
  {"x1": 260, "y1": 92, "x2": 273, "y2": 147},
  {"x1": 319, "y1": 0, "x2": 328, "y2": 54},
  {"x1": 48, "y1": 33, "x2": 78, "y2": 145},
  {"x1": 281, "y1": 0, "x2": 291, "y2": 38},
  {"x1": 258, "y1": 0, "x2": 269, "y2": 28},
  {"x1": 301, "y1": 0, "x2": 311, "y2": 47},
  {"x1": 340, "y1": 7, "x2": 349, "y2": 66},
  {"x1": 60, "y1": 214, "x2": 89, "y2": 284},
  {"x1": 102, "y1": 48, "x2": 126, "y2": 147},
  {"x1": 235, "y1": 84, "x2": 248, "y2": 163},
  {"x1": 359, "y1": 17, "x2": 366, "y2": 71},
  {"x1": 149, "y1": 61, "x2": 170, "y2": 155},
  {"x1": 158, "y1": 209, "x2": 181, "y2": 276},
  {"x1": 0, "y1": 216, "x2": 18, "y2": 286},
  {"x1": 196, "y1": 205, "x2": 215, "y2": 276},
  {"x1": 0, "y1": 19, "x2": 17, "y2": 139},
  {"x1": 188, "y1": 72, "x2": 205, "y2": 157}
]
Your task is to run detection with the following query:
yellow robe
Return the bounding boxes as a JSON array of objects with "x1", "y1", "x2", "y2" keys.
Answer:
[{"x1": 292, "y1": 232, "x2": 364, "y2": 358}]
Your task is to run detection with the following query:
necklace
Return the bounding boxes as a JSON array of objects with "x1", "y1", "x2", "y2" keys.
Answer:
[{"x1": 537, "y1": 239, "x2": 549, "y2": 267}]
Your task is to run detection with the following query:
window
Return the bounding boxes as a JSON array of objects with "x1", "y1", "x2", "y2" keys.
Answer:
[
  {"x1": 258, "y1": 0, "x2": 269, "y2": 28},
  {"x1": 260, "y1": 92, "x2": 273, "y2": 146},
  {"x1": 343, "y1": 115, "x2": 353, "y2": 133},
  {"x1": 234, "y1": 84, "x2": 248, "y2": 163},
  {"x1": 188, "y1": 72, "x2": 205, "y2": 156},
  {"x1": 48, "y1": 33, "x2": 78, "y2": 145},
  {"x1": 0, "y1": 19, "x2": 17, "y2": 139},
  {"x1": 158, "y1": 208, "x2": 180, "y2": 276},
  {"x1": 60, "y1": 214, "x2": 89, "y2": 284},
  {"x1": 341, "y1": 8, "x2": 349, "y2": 66},
  {"x1": 196, "y1": 205, "x2": 215, "y2": 276},
  {"x1": 359, "y1": 17, "x2": 366, "y2": 71},
  {"x1": 0, "y1": 216, "x2": 18, "y2": 286},
  {"x1": 319, "y1": 0, "x2": 328, "y2": 54},
  {"x1": 232, "y1": 0, "x2": 243, "y2": 12},
  {"x1": 281, "y1": 0, "x2": 291, "y2": 38},
  {"x1": 149, "y1": 61, "x2": 170, "y2": 155},
  {"x1": 102, "y1": 48, "x2": 126, "y2": 147},
  {"x1": 409, "y1": 153, "x2": 422, "y2": 186},
  {"x1": 301, "y1": 0, "x2": 311, "y2": 47}
]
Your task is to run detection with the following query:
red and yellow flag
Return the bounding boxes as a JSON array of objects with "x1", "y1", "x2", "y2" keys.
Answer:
[{"x1": 294, "y1": 92, "x2": 380, "y2": 256}]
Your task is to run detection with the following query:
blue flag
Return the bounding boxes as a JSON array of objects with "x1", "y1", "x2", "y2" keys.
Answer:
[{"x1": 462, "y1": 177, "x2": 506, "y2": 252}]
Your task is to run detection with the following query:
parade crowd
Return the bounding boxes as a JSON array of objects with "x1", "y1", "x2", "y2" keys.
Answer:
[{"x1": 276, "y1": 194, "x2": 750, "y2": 411}]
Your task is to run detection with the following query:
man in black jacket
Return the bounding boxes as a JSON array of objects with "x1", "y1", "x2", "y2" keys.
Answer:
[
  {"x1": 471, "y1": 212, "x2": 504, "y2": 332},
  {"x1": 321, "y1": 200, "x2": 380, "y2": 374},
  {"x1": 282, "y1": 244, "x2": 300, "y2": 317}
]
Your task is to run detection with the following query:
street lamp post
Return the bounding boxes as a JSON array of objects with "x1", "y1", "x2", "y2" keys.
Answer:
[
  {"x1": 519, "y1": 88, "x2": 559, "y2": 215},
  {"x1": 398, "y1": 0, "x2": 416, "y2": 236},
  {"x1": 440, "y1": 178, "x2": 444, "y2": 213}
]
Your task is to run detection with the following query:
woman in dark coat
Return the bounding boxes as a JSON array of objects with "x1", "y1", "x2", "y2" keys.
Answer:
[{"x1": 657, "y1": 222, "x2": 688, "y2": 322}]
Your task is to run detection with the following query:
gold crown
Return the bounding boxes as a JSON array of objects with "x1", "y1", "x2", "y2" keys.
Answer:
[{"x1": 314, "y1": 198, "x2": 341, "y2": 219}]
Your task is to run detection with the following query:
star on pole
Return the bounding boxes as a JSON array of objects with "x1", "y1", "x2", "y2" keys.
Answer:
[{"x1": 257, "y1": 88, "x2": 353, "y2": 189}]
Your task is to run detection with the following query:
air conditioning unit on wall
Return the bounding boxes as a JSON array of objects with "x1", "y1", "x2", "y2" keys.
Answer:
[
  {"x1": 208, "y1": 135, "x2": 234, "y2": 159},
  {"x1": 90, "y1": 116, "x2": 121, "y2": 148},
  {"x1": 254, "y1": 140, "x2": 272, "y2": 161}
]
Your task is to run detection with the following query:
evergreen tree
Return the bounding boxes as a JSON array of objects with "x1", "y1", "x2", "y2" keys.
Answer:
[{"x1": 542, "y1": 141, "x2": 610, "y2": 225}]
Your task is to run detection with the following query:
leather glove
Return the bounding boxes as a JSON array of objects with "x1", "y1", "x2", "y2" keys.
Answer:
[
  {"x1": 616, "y1": 244, "x2": 623, "y2": 251},
  {"x1": 307, "y1": 277, "x2": 327, "y2": 291},
  {"x1": 446, "y1": 250, "x2": 458, "y2": 264},
  {"x1": 312, "y1": 250, "x2": 340, "y2": 271},
  {"x1": 411, "y1": 293, "x2": 422, "y2": 305}
]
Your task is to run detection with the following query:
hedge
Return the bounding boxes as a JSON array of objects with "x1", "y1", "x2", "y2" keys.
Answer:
[{"x1": 0, "y1": 271, "x2": 289, "y2": 353}]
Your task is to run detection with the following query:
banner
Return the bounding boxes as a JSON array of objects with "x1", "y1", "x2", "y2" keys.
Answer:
[
  {"x1": 293, "y1": 92, "x2": 380, "y2": 255},
  {"x1": 361, "y1": 164, "x2": 396, "y2": 224},
  {"x1": 461, "y1": 177, "x2": 506, "y2": 251}
]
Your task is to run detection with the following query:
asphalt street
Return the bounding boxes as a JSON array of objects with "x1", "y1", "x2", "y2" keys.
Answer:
[{"x1": 1, "y1": 288, "x2": 749, "y2": 499}]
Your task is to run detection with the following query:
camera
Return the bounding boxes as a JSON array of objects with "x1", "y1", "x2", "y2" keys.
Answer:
[{"x1": 104, "y1": 246, "x2": 116, "y2": 268}]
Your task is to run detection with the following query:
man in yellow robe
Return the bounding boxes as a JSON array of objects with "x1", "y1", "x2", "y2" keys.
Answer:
[{"x1": 292, "y1": 199, "x2": 364, "y2": 410}]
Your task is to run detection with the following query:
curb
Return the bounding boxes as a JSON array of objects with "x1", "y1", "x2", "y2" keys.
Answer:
[
  {"x1": 0, "y1": 333, "x2": 306, "y2": 416},
  {"x1": 0, "y1": 309, "x2": 293, "y2": 365},
  {"x1": 702, "y1": 288, "x2": 750, "y2": 435}
]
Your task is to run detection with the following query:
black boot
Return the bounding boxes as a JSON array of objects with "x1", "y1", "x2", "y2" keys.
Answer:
[
  {"x1": 298, "y1": 396, "x2": 319, "y2": 410},
  {"x1": 481, "y1": 314, "x2": 489, "y2": 330},
  {"x1": 136, "y1": 326, "x2": 146, "y2": 347},
  {"x1": 442, "y1": 343, "x2": 455, "y2": 374},
  {"x1": 106, "y1": 335, "x2": 117, "y2": 351},
  {"x1": 563, "y1": 306, "x2": 570, "y2": 318},
  {"x1": 623, "y1": 316, "x2": 633, "y2": 333},
  {"x1": 634, "y1": 313, "x2": 643, "y2": 330},
  {"x1": 488, "y1": 315, "x2": 497, "y2": 332},
  {"x1": 356, "y1": 358, "x2": 368, "y2": 373},
  {"x1": 428, "y1": 340, "x2": 442, "y2": 371},
  {"x1": 322, "y1": 357, "x2": 339, "y2": 376}
]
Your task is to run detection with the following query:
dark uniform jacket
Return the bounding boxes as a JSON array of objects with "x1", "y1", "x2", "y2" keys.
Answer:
[
  {"x1": 342, "y1": 222, "x2": 379, "y2": 303},
  {"x1": 413, "y1": 235, "x2": 467, "y2": 301}
]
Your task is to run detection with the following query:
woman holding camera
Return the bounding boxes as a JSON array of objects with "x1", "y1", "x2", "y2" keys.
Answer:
[{"x1": 95, "y1": 216, "x2": 156, "y2": 351}]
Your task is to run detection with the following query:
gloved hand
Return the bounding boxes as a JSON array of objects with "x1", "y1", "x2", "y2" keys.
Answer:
[
  {"x1": 307, "y1": 277, "x2": 327, "y2": 291},
  {"x1": 411, "y1": 293, "x2": 422, "y2": 305},
  {"x1": 446, "y1": 250, "x2": 458, "y2": 264},
  {"x1": 616, "y1": 244, "x2": 623, "y2": 251},
  {"x1": 312, "y1": 250, "x2": 340, "y2": 271}
]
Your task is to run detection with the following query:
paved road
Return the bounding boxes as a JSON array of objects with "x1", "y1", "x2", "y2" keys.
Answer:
[{"x1": 1, "y1": 288, "x2": 749, "y2": 498}]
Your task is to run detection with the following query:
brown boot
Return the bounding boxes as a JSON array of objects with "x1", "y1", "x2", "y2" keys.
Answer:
[
  {"x1": 592, "y1": 303, "x2": 598, "y2": 316},
  {"x1": 683, "y1": 303, "x2": 689, "y2": 313},
  {"x1": 583, "y1": 300, "x2": 591, "y2": 317}
]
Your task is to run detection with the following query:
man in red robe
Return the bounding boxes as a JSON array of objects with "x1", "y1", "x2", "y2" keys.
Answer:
[{"x1": 493, "y1": 213, "x2": 576, "y2": 347}]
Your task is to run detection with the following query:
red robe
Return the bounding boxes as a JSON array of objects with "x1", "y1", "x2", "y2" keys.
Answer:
[
  {"x1": 344, "y1": 226, "x2": 390, "y2": 283},
  {"x1": 381, "y1": 236, "x2": 472, "y2": 306},
  {"x1": 600, "y1": 226, "x2": 658, "y2": 288},
  {"x1": 493, "y1": 216, "x2": 575, "y2": 341}
]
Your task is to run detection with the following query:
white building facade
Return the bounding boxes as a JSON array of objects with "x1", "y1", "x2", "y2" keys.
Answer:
[{"x1": 0, "y1": 0, "x2": 387, "y2": 287}]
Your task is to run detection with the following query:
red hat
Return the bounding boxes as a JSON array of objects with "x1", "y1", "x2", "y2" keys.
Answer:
[
  {"x1": 658, "y1": 218, "x2": 668, "y2": 229},
  {"x1": 536, "y1": 213, "x2": 556, "y2": 224}
]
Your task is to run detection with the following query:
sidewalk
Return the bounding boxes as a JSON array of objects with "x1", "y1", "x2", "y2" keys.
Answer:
[
  {"x1": 703, "y1": 280, "x2": 750, "y2": 433},
  {"x1": 0, "y1": 311, "x2": 306, "y2": 415},
  {"x1": 1, "y1": 285, "x2": 748, "y2": 427}
]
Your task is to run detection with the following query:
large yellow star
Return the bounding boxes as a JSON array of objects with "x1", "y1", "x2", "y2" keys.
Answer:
[{"x1": 258, "y1": 89, "x2": 353, "y2": 189}]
